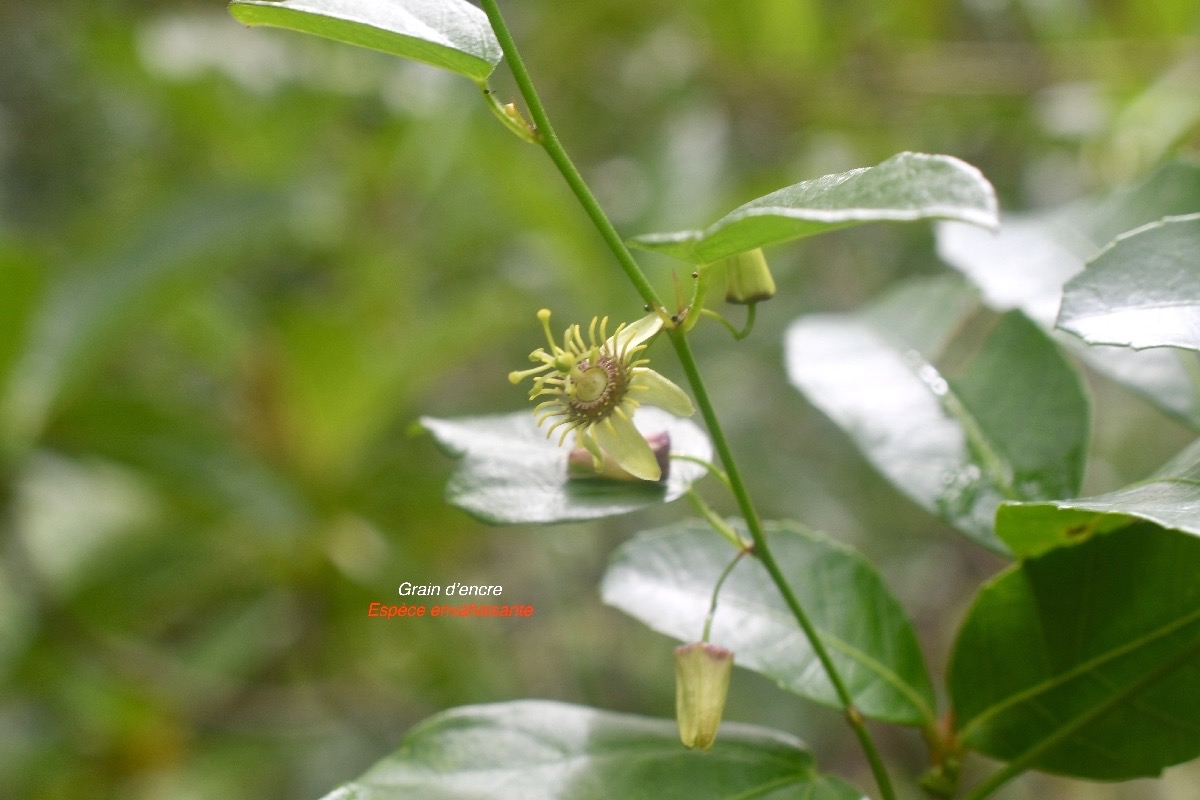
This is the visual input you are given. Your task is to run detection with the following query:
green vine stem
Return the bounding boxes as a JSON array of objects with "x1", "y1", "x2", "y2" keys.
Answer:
[
  {"x1": 476, "y1": 8, "x2": 662, "y2": 313},
  {"x1": 478, "y1": 3, "x2": 898, "y2": 799},
  {"x1": 668, "y1": 330, "x2": 896, "y2": 800}
]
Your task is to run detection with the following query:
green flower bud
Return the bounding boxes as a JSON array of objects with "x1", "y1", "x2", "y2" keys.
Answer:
[
  {"x1": 722, "y1": 248, "x2": 775, "y2": 304},
  {"x1": 674, "y1": 642, "x2": 733, "y2": 750}
]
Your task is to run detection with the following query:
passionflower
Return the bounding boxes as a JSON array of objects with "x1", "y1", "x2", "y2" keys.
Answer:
[{"x1": 508, "y1": 309, "x2": 694, "y2": 481}]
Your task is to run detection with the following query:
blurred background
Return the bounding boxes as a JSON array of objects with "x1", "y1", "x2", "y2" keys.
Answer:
[{"x1": 1, "y1": 0, "x2": 1199, "y2": 798}]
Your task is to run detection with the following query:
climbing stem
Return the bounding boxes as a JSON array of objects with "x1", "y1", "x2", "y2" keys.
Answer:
[
  {"x1": 478, "y1": 3, "x2": 896, "y2": 798},
  {"x1": 478, "y1": 0, "x2": 661, "y2": 312},
  {"x1": 667, "y1": 329, "x2": 896, "y2": 800}
]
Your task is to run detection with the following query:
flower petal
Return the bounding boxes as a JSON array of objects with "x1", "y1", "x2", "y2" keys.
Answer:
[
  {"x1": 592, "y1": 410, "x2": 661, "y2": 481},
  {"x1": 608, "y1": 311, "x2": 663, "y2": 353},
  {"x1": 631, "y1": 368, "x2": 695, "y2": 417}
]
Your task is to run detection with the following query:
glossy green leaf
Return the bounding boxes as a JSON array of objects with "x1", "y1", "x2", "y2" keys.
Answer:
[
  {"x1": 420, "y1": 408, "x2": 710, "y2": 524},
  {"x1": 936, "y1": 214, "x2": 1082, "y2": 328},
  {"x1": 1085, "y1": 160, "x2": 1200, "y2": 246},
  {"x1": 950, "y1": 523, "x2": 1200, "y2": 780},
  {"x1": 1057, "y1": 214, "x2": 1200, "y2": 351},
  {"x1": 998, "y1": 437, "x2": 1200, "y2": 558},
  {"x1": 317, "y1": 700, "x2": 866, "y2": 800},
  {"x1": 784, "y1": 276, "x2": 1089, "y2": 552},
  {"x1": 601, "y1": 519, "x2": 936, "y2": 726},
  {"x1": 228, "y1": 0, "x2": 502, "y2": 82},
  {"x1": 629, "y1": 152, "x2": 998, "y2": 264},
  {"x1": 937, "y1": 161, "x2": 1200, "y2": 427},
  {"x1": 939, "y1": 162, "x2": 1200, "y2": 326},
  {"x1": 1064, "y1": 344, "x2": 1200, "y2": 430}
]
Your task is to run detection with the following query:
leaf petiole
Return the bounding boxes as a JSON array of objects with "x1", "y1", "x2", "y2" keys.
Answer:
[
  {"x1": 671, "y1": 454, "x2": 731, "y2": 490},
  {"x1": 701, "y1": 548, "x2": 750, "y2": 643},
  {"x1": 685, "y1": 489, "x2": 745, "y2": 549},
  {"x1": 699, "y1": 305, "x2": 757, "y2": 340}
]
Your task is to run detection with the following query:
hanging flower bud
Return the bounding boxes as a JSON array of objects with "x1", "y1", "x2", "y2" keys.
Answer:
[
  {"x1": 674, "y1": 642, "x2": 734, "y2": 750},
  {"x1": 722, "y1": 248, "x2": 775, "y2": 304}
]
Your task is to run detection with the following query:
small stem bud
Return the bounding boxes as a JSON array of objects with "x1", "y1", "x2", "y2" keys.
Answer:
[{"x1": 480, "y1": 84, "x2": 540, "y2": 144}]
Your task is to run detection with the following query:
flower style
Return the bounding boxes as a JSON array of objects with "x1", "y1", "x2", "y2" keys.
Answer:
[{"x1": 508, "y1": 309, "x2": 694, "y2": 481}]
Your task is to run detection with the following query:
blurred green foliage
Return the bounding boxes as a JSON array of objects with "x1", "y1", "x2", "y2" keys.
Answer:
[{"x1": 1, "y1": 1, "x2": 1198, "y2": 798}]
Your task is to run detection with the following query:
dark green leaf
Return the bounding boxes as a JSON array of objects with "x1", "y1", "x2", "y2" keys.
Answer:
[
  {"x1": 420, "y1": 408, "x2": 710, "y2": 524},
  {"x1": 784, "y1": 276, "x2": 1089, "y2": 552},
  {"x1": 228, "y1": 0, "x2": 502, "y2": 82},
  {"x1": 629, "y1": 152, "x2": 998, "y2": 264},
  {"x1": 998, "y1": 437, "x2": 1200, "y2": 557},
  {"x1": 601, "y1": 519, "x2": 936, "y2": 726},
  {"x1": 1057, "y1": 214, "x2": 1200, "y2": 351},
  {"x1": 317, "y1": 700, "x2": 867, "y2": 800},
  {"x1": 950, "y1": 523, "x2": 1200, "y2": 780}
]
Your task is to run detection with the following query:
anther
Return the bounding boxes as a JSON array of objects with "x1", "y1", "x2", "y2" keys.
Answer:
[{"x1": 537, "y1": 309, "x2": 559, "y2": 351}]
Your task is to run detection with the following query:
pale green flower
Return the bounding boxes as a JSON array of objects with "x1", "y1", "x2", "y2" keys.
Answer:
[
  {"x1": 508, "y1": 309, "x2": 694, "y2": 481},
  {"x1": 674, "y1": 641, "x2": 734, "y2": 750}
]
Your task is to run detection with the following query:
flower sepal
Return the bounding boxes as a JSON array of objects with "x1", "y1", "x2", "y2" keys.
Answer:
[{"x1": 568, "y1": 431, "x2": 671, "y2": 482}]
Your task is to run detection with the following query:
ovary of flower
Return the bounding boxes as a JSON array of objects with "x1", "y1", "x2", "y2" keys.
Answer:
[{"x1": 508, "y1": 309, "x2": 694, "y2": 481}]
